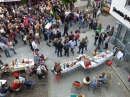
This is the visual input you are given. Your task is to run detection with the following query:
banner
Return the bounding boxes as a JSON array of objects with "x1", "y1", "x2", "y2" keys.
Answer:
[{"x1": 0, "y1": 0, "x2": 21, "y2": 2}]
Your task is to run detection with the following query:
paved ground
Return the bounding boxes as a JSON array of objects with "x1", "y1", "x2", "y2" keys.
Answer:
[{"x1": 1, "y1": 11, "x2": 130, "y2": 97}]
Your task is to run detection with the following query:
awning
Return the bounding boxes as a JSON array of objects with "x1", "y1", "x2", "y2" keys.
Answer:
[{"x1": 0, "y1": 0, "x2": 21, "y2": 2}]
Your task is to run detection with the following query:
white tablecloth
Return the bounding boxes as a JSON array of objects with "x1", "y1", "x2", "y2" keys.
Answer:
[
  {"x1": 11, "y1": 59, "x2": 34, "y2": 72},
  {"x1": 0, "y1": 80, "x2": 7, "y2": 85},
  {"x1": 61, "y1": 61, "x2": 81, "y2": 74},
  {"x1": 59, "y1": 52, "x2": 113, "y2": 73},
  {"x1": 80, "y1": 52, "x2": 113, "y2": 69}
]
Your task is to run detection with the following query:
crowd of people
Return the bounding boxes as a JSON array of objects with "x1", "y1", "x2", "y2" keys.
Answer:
[{"x1": 0, "y1": 0, "x2": 115, "y2": 96}]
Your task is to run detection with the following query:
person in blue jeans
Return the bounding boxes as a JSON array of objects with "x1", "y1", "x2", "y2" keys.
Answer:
[
  {"x1": 8, "y1": 40, "x2": 17, "y2": 54},
  {"x1": 0, "y1": 42, "x2": 11, "y2": 57}
]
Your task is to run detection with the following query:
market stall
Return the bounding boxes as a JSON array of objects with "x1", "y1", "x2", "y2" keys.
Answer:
[
  {"x1": 80, "y1": 51, "x2": 113, "y2": 69},
  {"x1": 10, "y1": 58, "x2": 34, "y2": 72},
  {"x1": 59, "y1": 51, "x2": 113, "y2": 73}
]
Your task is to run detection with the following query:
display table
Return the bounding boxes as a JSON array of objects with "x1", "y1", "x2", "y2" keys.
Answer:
[
  {"x1": 61, "y1": 61, "x2": 81, "y2": 74},
  {"x1": 10, "y1": 59, "x2": 34, "y2": 72},
  {"x1": 81, "y1": 52, "x2": 113, "y2": 69},
  {"x1": 0, "y1": 80, "x2": 7, "y2": 85},
  {"x1": 60, "y1": 51, "x2": 113, "y2": 73}
]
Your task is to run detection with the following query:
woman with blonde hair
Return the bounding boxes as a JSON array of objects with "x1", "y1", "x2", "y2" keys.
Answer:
[
  {"x1": 84, "y1": 36, "x2": 89, "y2": 51},
  {"x1": 77, "y1": 38, "x2": 86, "y2": 54}
]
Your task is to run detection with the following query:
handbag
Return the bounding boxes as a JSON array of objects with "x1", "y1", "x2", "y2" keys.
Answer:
[{"x1": 106, "y1": 60, "x2": 113, "y2": 66}]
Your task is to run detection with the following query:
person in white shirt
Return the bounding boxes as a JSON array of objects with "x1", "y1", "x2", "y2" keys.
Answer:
[
  {"x1": 18, "y1": 76, "x2": 26, "y2": 83},
  {"x1": 65, "y1": 10, "x2": 71, "y2": 17},
  {"x1": 31, "y1": 39, "x2": 39, "y2": 51},
  {"x1": 69, "y1": 39, "x2": 76, "y2": 56},
  {"x1": 8, "y1": 40, "x2": 17, "y2": 54}
]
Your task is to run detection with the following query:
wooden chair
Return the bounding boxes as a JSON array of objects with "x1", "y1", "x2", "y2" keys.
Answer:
[
  {"x1": 104, "y1": 69, "x2": 113, "y2": 77},
  {"x1": 92, "y1": 86, "x2": 101, "y2": 93},
  {"x1": 103, "y1": 79, "x2": 112, "y2": 90}
]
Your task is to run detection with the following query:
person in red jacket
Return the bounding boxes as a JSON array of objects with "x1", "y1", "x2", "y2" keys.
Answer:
[{"x1": 11, "y1": 79, "x2": 22, "y2": 90}]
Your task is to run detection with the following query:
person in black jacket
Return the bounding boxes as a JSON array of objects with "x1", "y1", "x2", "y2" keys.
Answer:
[
  {"x1": 62, "y1": 23, "x2": 69, "y2": 37},
  {"x1": 77, "y1": 38, "x2": 86, "y2": 54},
  {"x1": 98, "y1": 34, "x2": 102, "y2": 47},
  {"x1": 56, "y1": 40, "x2": 63, "y2": 57},
  {"x1": 94, "y1": 31, "x2": 99, "y2": 45}
]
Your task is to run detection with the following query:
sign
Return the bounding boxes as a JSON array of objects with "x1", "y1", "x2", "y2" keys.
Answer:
[
  {"x1": 113, "y1": 7, "x2": 130, "y2": 22},
  {"x1": 0, "y1": 0, "x2": 21, "y2": 2}
]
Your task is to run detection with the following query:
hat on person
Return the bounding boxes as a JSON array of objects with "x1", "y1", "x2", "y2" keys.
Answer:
[{"x1": 14, "y1": 79, "x2": 20, "y2": 84}]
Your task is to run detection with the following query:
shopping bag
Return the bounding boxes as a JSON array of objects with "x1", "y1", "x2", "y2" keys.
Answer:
[{"x1": 106, "y1": 60, "x2": 113, "y2": 66}]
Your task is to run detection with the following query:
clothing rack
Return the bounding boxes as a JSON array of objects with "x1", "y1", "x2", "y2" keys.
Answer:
[{"x1": 113, "y1": 45, "x2": 127, "y2": 66}]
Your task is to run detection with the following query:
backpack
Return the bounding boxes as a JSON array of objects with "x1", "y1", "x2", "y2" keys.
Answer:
[{"x1": 74, "y1": 16, "x2": 77, "y2": 20}]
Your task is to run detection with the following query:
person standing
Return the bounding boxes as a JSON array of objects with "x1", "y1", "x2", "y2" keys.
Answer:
[
  {"x1": 84, "y1": 36, "x2": 89, "y2": 51},
  {"x1": 0, "y1": 42, "x2": 11, "y2": 57},
  {"x1": 94, "y1": 31, "x2": 99, "y2": 45},
  {"x1": 93, "y1": 7, "x2": 98, "y2": 19},
  {"x1": 104, "y1": 34, "x2": 111, "y2": 49},
  {"x1": 31, "y1": 39, "x2": 39, "y2": 51},
  {"x1": 98, "y1": 34, "x2": 103, "y2": 47},
  {"x1": 97, "y1": 23, "x2": 102, "y2": 34},
  {"x1": 64, "y1": 41, "x2": 70, "y2": 57},
  {"x1": 8, "y1": 40, "x2": 17, "y2": 54},
  {"x1": 89, "y1": 17, "x2": 93, "y2": 29},
  {"x1": 69, "y1": 39, "x2": 76, "y2": 56},
  {"x1": 10, "y1": 30, "x2": 18, "y2": 44},
  {"x1": 74, "y1": 31, "x2": 80, "y2": 46},
  {"x1": 92, "y1": 21, "x2": 98, "y2": 36},
  {"x1": 56, "y1": 40, "x2": 63, "y2": 57},
  {"x1": 77, "y1": 38, "x2": 86, "y2": 54},
  {"x1": 62, "y1": 23, "x2": 69, "y2": 37}
]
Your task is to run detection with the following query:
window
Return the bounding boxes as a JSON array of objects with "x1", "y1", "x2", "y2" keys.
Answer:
[
  {"x1": 125, "y1": 0, "x2": 130, "y2": 9},
  {"x1": 117, "y1": 25, "x2": 126, "y2": 41},
  {"x1": 123, "y1": 30, "x2": 130, "y2": 45}
]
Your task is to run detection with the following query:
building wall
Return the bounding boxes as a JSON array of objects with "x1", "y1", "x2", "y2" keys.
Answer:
[
  {"x1": 110, "y1": 0, "x2": 130, "y2": 62},
  {"x1": 74, "y1": 0, "x2": 88, "y2": 7},
  {"x1": 110, "y1": 0, "x2": 130, "y2": 29}
]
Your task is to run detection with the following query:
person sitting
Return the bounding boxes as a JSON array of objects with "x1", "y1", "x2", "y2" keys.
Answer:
[
  {"x1": 25, "y1": 66, "x2": 33, "y2": 77},
  {"x1": 51, "y1": 62, "x2": 61, "y2": 73},
  {"x1": 83, "y1": 76, "x2": 91, "y2": 85},
  {"x1": 92, "y1": 80, "x2": 102, "y2": 88},
  {"x1": 11, "y1": 78, "x2": 22, "y2": 90},
  {"x1": 0, "y1": 84, "x2": 9, "y2": 96},
  {"x1": 16, "y1": 76, "x2": 26, "y2": 84},
  {"x1": 98, "y1": 72, "x2": 108, "y2": 83}
]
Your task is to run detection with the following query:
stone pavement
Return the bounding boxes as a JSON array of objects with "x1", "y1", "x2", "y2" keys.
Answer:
[{"x1": 0, "y1": 14, "x2": 130, "y2": 97}]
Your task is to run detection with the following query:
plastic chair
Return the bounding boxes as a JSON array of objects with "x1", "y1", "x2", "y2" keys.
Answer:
[
  {"x1": 70, "y1": 94, "x2": 77, "y2": 97},
  {"x1": 71, "y1": 81, "x2": 83, "y2": 94},
  {"x1": 24, "y1": 80, "x2": 34, "y2": 91}
]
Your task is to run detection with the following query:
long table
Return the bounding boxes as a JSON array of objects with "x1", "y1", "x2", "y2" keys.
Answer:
[
  {"x1": 60, "y1": 51, "x2": 113, "y2": 73},
  {"x1": 10, "y1": 59, "x2": 34, "y2": 72},
  {"x1": 80, "y1": 52, "x2": 113, "y2": 69}
]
